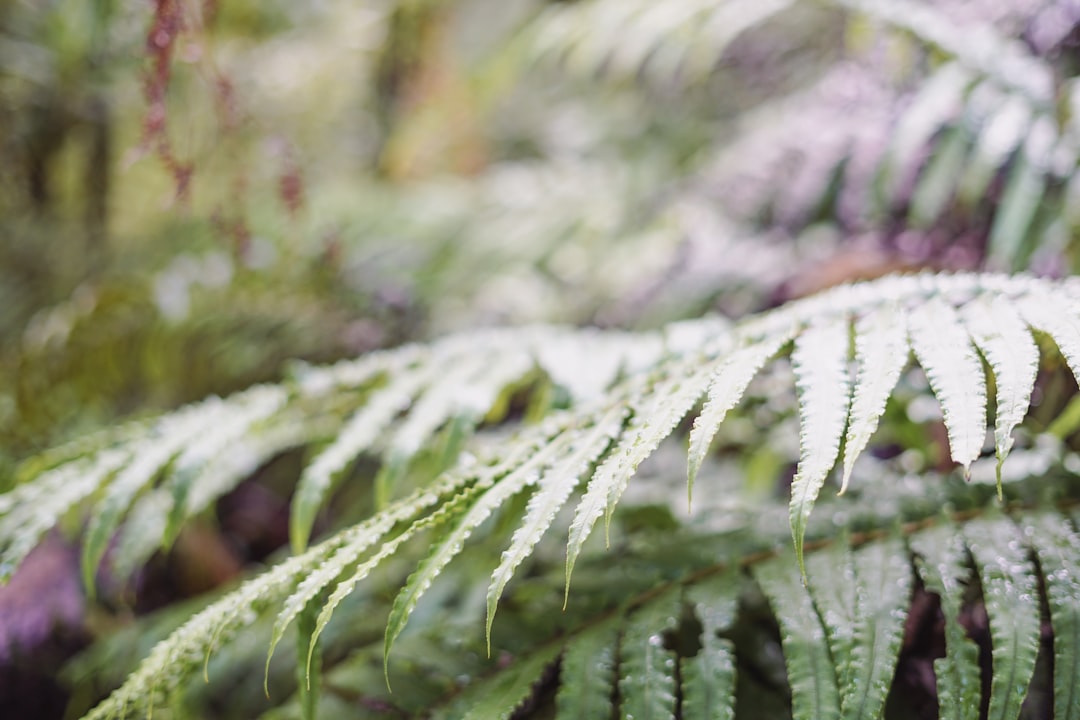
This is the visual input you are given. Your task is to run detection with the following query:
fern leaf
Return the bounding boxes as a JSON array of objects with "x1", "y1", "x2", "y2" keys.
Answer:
[
  {"x1": 0, "y1": 450, "x2": 127, "y2": 582},
  {"x1": 789, "y1": 316, "x2": 852, "y2": 576},
  {"x1": 687, "y1": 330, "x2": 794, "y2": 500},
  {"x1": 163, "y1": 385, "x2": 288, "y2": 547},
  {"x1": 84, "y1": 524, "x2": 372, "y2": 719},
  {"x1": 537, "y1": 331, "x2": 629, "y2": 403},
  {"x1": 385, "y1": 419, "x2": 573, "y2": 667},
  {"x1": 755, "y1": 552, "x2": 841, "y2": 720},
  {"x1": 880, "y1": 62, "x2": 973, "y2": 201},
  {"x1": 835, "y1": 0, "x2": 1053, "y2": 102},
  {"x1": 960, "y1": 293, "x2": 1038, "y2": 492},
  {"x1": 802, "y1": 536, "x2": 916, "y2": 719},
  {"x1": 112, "y1": 488, "x2": 172, "y2": 580},
  {"x1": 965, "y1": 515, "x2": 1041, "y2": 720},
  {"x1": 957, "y1": 89, "x2": 1032, "y2": 205},
  {"x1": 295, "y1": 597, "x2": 320, "y2": 720},
  {"x1": 290, "y1": 365, "x2": 431, "y2": 552},
  {"x1": 618, "y1": 589, "x2": 681, "y2": 720},
  {"x1": 805, "y1": 542, "x2": 858, "y2": 692},
  {"x1": 682, "y1": 574, "x2": 738, "y2": 720},
  {"x1": 565, "y1": 360, "x2": 716, "y2": 600},
  {"x1": 81, "y1": 399, "x2": 232, "y2": 590},
  {"x1": 556, "y1": 619, "x2": 621, "y2": 720},
  {"x1": 486, "y1": 405, "x2": 627, "y2": 647},
  {"x1": 183, "y1": 418, "x2": 316, "y2": 523},
  {"x1": 907, "y1": 296, "x2": 987, "y2": 473},
  {"x1": 388, "y1": 345, "x2": 532, "y2": 461},
  {"x1": 987, "y1": 118, "x2": 1054, "y2": 268},
  {"x1": 443, "y1": 644, "x2": 561, "y2": 720},
  {"x1": 908, "y1": 125, "x2": 971, "y2": 228},
  {"x1": 265, "y1": 469, "x2": 475, "y2": 686},
  {"x1": 910, "y1": 522, "x2": 981, "y2": 720},
  {"x1": 531, "y1": 0, "x2": 794, "y2": 85},
  {"x1": 1017, "y1": 291, "x2": 1080, "y2": 383},
  {"x1": 844, "y1": 537, "x2": 911, "y2": 719},
  {"x1": 1024, "y1": 512, "x2": 1080, "y2": 720},
  {"x1": 841, "y1": 304, "x2": 908, "y2": 493}
]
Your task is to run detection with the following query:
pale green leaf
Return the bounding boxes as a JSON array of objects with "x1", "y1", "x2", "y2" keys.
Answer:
[
  {"x1": 385, "y1": 422, "x2": 571, "y2": 665},
  {"x1": 688, "y1": 331, "x2": 794, "y2": 500},
  {"x1": 296, "y1": 597, "x2": 320, "y2": 720},
  {"x1": 958, "y1": 90, "x2": 1031, "y2": 205},
  {"x1": 84, "y1": 523, "x2": 371, "y2": 720},
  {"x1": 1023, "y1": 512, "x2": 1080, "y2": 720},
  {"x1": 805, "y1": 543, "x2": 858, "y2": 692},
  {"x1": 1018, "y1": 291, "x2": 1080, "y2": 384},
  {"x1": 266, "y1": 470, "x2": 475, "y2": 683},
  {"x1": 965, "y1": 515, "x2": 1041, "y2": 720},
  {"x1": 755, "y1": 552, "x2": 841, "y2": 720},
  {"x1": 556, "y1": 619, "x2": 620, "y2": 720},
  {"x1": 565, "y1": 360, "x2": 716, "y2": 600},
  {"x1": 682, "y1": 574, "x2": 739, "y2": 720},
  {"x1": 879, "y1": 62, "x2": 973, "y2": 200},
  {"x1": 910, "y1": 522, "x2": 981, "y2": 720},
  {"x1": 486, "y1": 405, "x2": 627, "y2": 646},
  {"x1": 988, "y1": 120, "x2": 1052, "y2": 269},
  {"x1": 163, "y1": 385, "x2": 288, "y2": 546},
  {"x1": 0, "y1": 449, "x2": 127, "y2": 582},
  {"x1": 844, "y1": 538, "x2": 911, "y2": 719},
  {"x1": 290, "y1": 366, "x2": 431, "y2": 552},
  {"x1": 82, "y1": 400, "x2": 230, "y2": 590},
  {"x1": 450, "y1": 644, "x2": 561, "y2": 720},
  {"x1": 907, "y1": 296, "x2": 987, "y2": 471},
  {"x1": 841, "y1": 304, "x2": 908, "y2": 493},
  {"x1": 908, "y1": 125, "x2": 971, "y2": 228},
  {"x1": 961, "y1": 294, "x2": 1038, "y2": 491},
  {"x1": 789, "y1": 316, "x2": 852, "y2": 575},
  {"x1": 619, "y1": 589, "x2": 681, "y2": 720}
]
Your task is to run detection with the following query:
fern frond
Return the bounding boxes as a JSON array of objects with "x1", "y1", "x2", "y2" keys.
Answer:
[
  {"x1": 618, "y1": 588, "x2": 681, "y2": 720},
  {"x1": 841, "y1": 303, "x2": 907, "y2": 492},
  {"x1": 12, "y1": 272, "x2": 1080, "y2": 718},
  {"x1": 565, "y1": 358, "x2": 718, "y2": 597},
  {"x1": 529, "y1": 0, "x2": 797, "y2": 86},
  {"x1": 682, "y1": 574, "x2": 738, "y2": 720},
  {"x1": 961, "y1": 293, "x2": 1039, "y2": 492},
  {"x1": 755, "y1": 550, "x2": 842, "y2": 720},
  {"x1": 910, "y1": 521, "x2": 982, "y2": 720},
  {"x1": 965, "y1": 513, "x2": 1042, "y2": 720},
  {"x1": 1027, "y1": 512, "x2": 1080, "y2": 720},
  {"x1": 807, "y1": 536, "x2": 911, "y2": 718},
  {"x1": 907, "y1": 295, "x2": 988, "y2": 474},
  {"x1": 789, "y1": 316, "x2": 852, "y2": 574},
  {"x1": 486, "y1": 404, "x2": 627, "y2": 648},
  {"x1": 555, "y1": 619, "x2": 621, "y2": 719}
]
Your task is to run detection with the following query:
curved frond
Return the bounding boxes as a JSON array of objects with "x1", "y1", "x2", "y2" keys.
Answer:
[
  {"x1": 910, "y1": 521, "x2": 982, "y2": 720},
  {"x1": 960, "y1": 293, "x2": 1038, "y2": 492},
  {"x1": 755, "y1": 550, "x2": 842, "y2": 720},
  {"x1": 841, "y1": 303, "x2": 908, "y2": 492},
  {"x1": 555, "y1": 619, "x2": 621, "y2": 719},
  {"x1": 681, "y1": 574, "x2": 738, "y2": 720},
  {"x1": 1028, "y1": 512, "x2": 1080, "y2": 720},
  {"x1": 9, "y1": 272, "x2": 1080, "y2": 719},
  {"x1": 907, "y1": 295, "x2": 988, "y2": 473},
  {"x1": 965, "y1": 514, "x2": 1041, "y2": 720},
  {"x1": 789, "y1": 316, "x2": 852, "y2": 574}
]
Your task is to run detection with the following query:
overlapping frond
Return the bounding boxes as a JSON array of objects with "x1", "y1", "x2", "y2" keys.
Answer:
[
  {"x1": 12, "y1": 271, "x2": 1080, "y2": 718},
  {"x1": 424, "y1": 501, "x2": 1079, "y2": 720}
]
